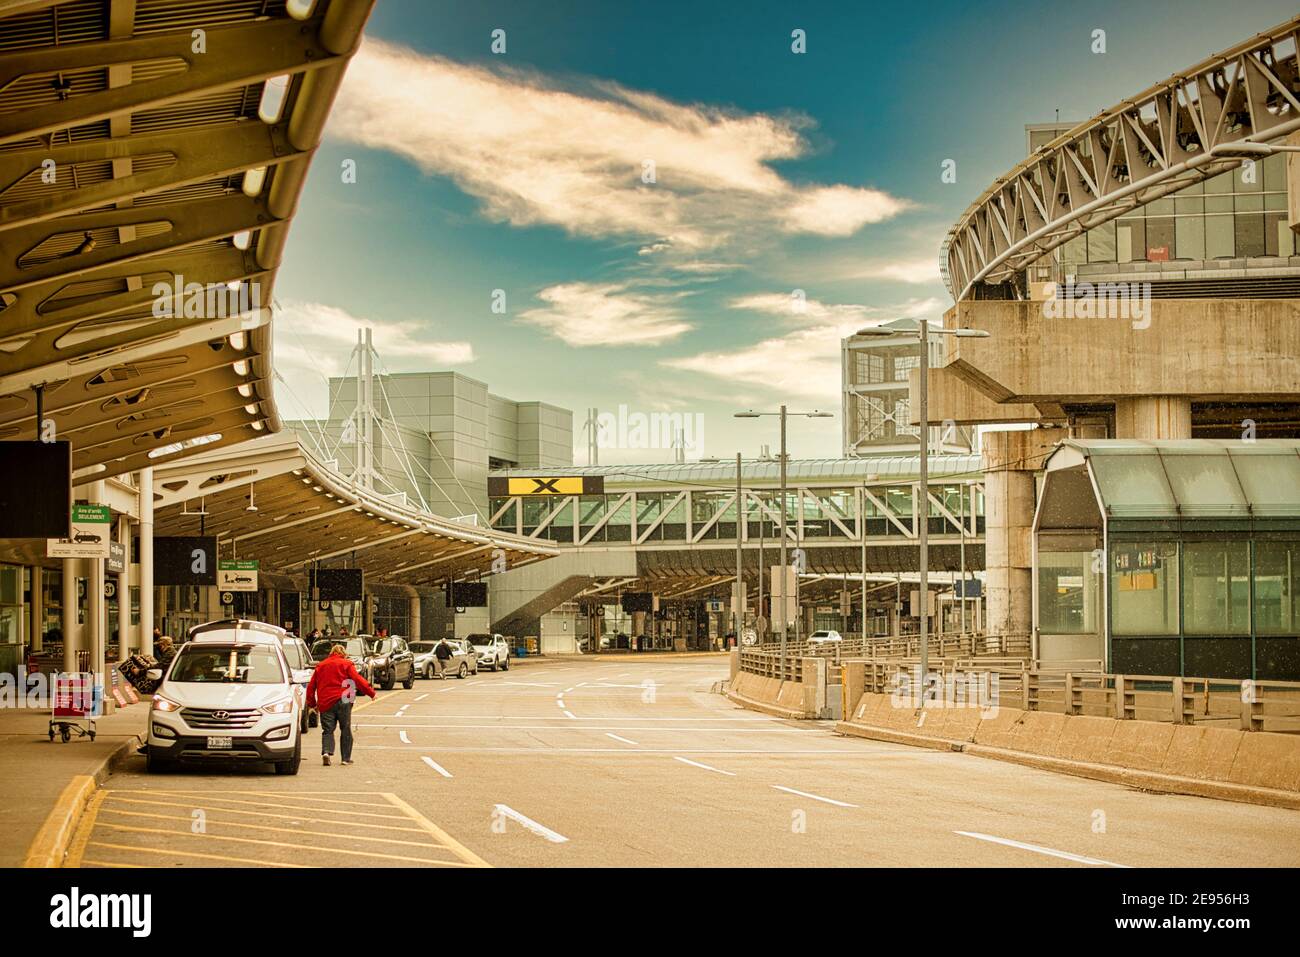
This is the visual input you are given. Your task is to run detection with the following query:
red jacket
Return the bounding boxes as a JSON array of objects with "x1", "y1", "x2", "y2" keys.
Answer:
[{"x1": 306, "y1": 653, "x2": 376, "y2": 712}]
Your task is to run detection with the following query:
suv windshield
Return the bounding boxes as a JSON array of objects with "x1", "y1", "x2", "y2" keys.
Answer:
[
  {"x1": 467, "y1": 634, "x2": 491, "y2": 645},
  {"x1": 170, "y1": 645, "x2": 283, "y2": 684},
  {"x1": 369, "y1": 639, "x2": 392, "y2": 655},
  {"x1": 311, "y1": 638, "x2": 366, "y2": 660},
  {"x1": 410, "y1": 642, "x2": 434, "y2": 653}
]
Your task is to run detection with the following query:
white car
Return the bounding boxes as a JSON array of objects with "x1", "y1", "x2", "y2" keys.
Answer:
[
  {"x1": 468, "y1": 633, "x2": 511, "y2": 672},
  {"x1": 144, "y1": 619, "x2": 303, "y2": 775},
  {"x1": 808, "y1": 630, "x2": 843, "y2": 645}
]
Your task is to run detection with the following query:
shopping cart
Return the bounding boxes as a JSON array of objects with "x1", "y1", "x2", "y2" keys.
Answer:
[{"x1": 49, "y1": 672, "x2": 97, "y2": 743}]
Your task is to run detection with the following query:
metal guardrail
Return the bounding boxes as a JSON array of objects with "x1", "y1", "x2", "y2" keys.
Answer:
[
  {"x1": 842, "y1": 659, "x2": 1300, "y2": 733},
  {"x1": 751, "y1": 633, "x2": 1032, "y2": 664}
]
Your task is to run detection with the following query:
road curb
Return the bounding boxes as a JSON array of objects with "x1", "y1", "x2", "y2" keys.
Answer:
[
  {"x1": 835, "y1": 720, "x2": 1300, "y2": 811},
  {"x1": 22, "y1": 732, "x2": 143, "y2": 868}
]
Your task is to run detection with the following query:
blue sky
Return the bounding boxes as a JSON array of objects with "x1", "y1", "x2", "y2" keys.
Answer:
[{"x1": 272, "y1": 0, "x2": 1299, "y2": 462}]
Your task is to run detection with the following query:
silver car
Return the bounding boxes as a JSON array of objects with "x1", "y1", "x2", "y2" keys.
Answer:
[{"x1": 411, "y1": 638, "x2": 478, "y2": 679}]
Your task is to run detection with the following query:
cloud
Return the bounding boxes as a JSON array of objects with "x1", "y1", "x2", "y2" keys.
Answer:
[
  {"x1": 330, "y1": 39, "x2": 912, "y2": 255},
  {"x1": 271, "y1": 299, "x2": 474, "y2": 415},
  {"x1": 662, "y1": 294, "x2": 943, "y2": 401},
  {"x1": 846, "y1": 256, "x2": 941, "y2": 284},
  {"x1": 517, "y1": 282, "x2": 693, "y2": 347}
]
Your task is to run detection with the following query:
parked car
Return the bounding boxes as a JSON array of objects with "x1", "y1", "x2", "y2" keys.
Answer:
[
  {"x1": 468, "y1": 633, "x2": 511, "y2": 671},
  {"x1": 279, "y1": 636, "x2": 319, "y2": 732},
  {"x1": 808, "y1": 630, "x2": 843, "y2": 646},
  {"x1": 144, "y1": 619, "x2": 302, "y2": 775},
  {"x1": 411, "y1": 638, "x2": 477, "y2": 679},
  {"x1": 364, "y1": 635, "x2": 415, "y2": 690},
  {"x1": 310, "y1": 636, "x2": 373, "y2": 684}
]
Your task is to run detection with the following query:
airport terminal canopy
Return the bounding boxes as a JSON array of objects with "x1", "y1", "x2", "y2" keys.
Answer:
[
  {"x1": 1039, "y1": 439, "x2": 1300, "y2": 530},
  {"x1": 152, "y1": 434, "x2": 559, "y2": 585},
  {"x1": 0, "y1": 0, "x2": 374, "y2": 478}
]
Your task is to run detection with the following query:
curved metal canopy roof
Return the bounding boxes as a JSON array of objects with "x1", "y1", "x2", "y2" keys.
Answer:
[
  {"x1": 151, "y1": 434, "x2": 561, "y2": 585},
  {"x1": 0, "y1": 0, "x2": 374, "y2": 479},
  {"x1": 943, "y1": 15, "x2": 1300, "y2": 301}
]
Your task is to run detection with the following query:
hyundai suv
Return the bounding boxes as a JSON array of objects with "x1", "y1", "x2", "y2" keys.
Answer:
[
  {"x1": 468, "y1": 633, "x2": 511, "y2": 671},
  {"x1": 363, "y1": 635, "x2": 415, "y2": 690},
  {"x1": 144, "y1": 619, "x2": 303, "y2": 775}
]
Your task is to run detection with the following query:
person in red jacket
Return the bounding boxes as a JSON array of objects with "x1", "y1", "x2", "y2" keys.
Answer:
[{"x1": 306, "y1": 643, "x2": 376, "y2": 766}]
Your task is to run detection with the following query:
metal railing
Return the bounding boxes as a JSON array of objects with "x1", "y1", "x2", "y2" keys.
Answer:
[
  {"x1": 739, "y1": 649, "x2": 803, "y2": 683},
  {"x1": 751, "y1": 632, "x2": 1031, "y2": 665},
  {"x1": 845, "y1": 659, "x2": 1300, "y2": 733}
]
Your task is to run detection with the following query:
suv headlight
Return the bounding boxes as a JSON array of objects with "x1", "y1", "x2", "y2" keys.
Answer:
[
  {"x1": 373, "y1": 656, "x2": 389, "y2": 668},
  {"x1": 261, "y1": 697, "x2": 294, "y2": 715},
  {"x1": 152, "y1": 694, "x2": 182, "y2": 712}
]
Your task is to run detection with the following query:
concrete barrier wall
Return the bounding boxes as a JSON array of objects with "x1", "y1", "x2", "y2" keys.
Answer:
[
  {"x1": 726, "y1": 670, "x2": 813, "y2": 718},
  {"x1": 843, "y1": 692, "x2": 1300, "y2": 798}
]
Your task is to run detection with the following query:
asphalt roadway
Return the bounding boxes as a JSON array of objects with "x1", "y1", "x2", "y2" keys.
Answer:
[{"x1": 70, "y1": 656, "x2": 1300, "y2": 868}]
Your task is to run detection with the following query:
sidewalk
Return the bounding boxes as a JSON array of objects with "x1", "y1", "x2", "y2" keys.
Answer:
[{"x1": 0, "y1": 704, "x2": 146, "y2": 867}]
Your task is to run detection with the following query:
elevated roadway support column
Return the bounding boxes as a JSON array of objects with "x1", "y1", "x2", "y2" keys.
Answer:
[
  {"x1": 1114, "y1": 397, "x2": 1192, "y2": 439},
  {"x1": 982, "y1": 428, "x2": 1065, "y2": 649}
]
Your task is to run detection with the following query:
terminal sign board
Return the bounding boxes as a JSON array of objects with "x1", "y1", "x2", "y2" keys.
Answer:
[
  {"x1": 47, "y1": 504, "x2": 111, "y2": 559},
  {"x1": 218, "y1": 560, "x2": 259, "y2": 592},
  {"x1": 487, "y1": 476, "x2": 604, "y2": 496}
]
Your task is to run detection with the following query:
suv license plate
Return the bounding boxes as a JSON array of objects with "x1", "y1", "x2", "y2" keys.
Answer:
[{"x1": 206, "y1": 736, "x2": 233, "y2": 749}]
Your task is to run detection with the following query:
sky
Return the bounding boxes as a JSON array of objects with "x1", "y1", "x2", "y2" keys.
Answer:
[{"x1": 271, "y1": 0, "x2": 1299, "y2": 463}]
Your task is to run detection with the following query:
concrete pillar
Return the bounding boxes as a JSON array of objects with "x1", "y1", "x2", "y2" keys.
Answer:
[
  {"x1": 138, "y1": 467, "x2": 154, "y2": 653},
  {"x1": 61, "y1": 558, "x2": 79, "y2": 672},
  {"x1": 89, "y1": 481, "x2": 108, "y2": 709},
  {"x1": 1114, "y1": 396, "x2": 1192, "y2": 439},
  {"x1": 117, "y1": 515, "x2": 130, "y2": 655},
  {"x1": 30, "y1": 564, "x2": 43, "y2": 653},
  {"x1": 410, "y1": 593, "x2": 420, "y2": 640},
  {"x1": 982, "y1": 428, "x2": 1066, "y2": 643}
]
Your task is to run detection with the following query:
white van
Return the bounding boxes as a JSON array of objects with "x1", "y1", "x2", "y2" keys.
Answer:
[{"x1": 144, "y1": 619, "x2": 303, "y2": 774}]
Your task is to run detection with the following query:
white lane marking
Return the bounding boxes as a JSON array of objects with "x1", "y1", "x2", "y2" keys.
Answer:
[
  {"x1": 501, "y1": 682, "x2": 560, "y2": 688},
  {"x1": 399, "y1": 730, "x2": 411, "y2": 744},
  {"x1": 563, "y1": 710, "x2": 577, "y2": 719},
  {"x1": 673, "y1": 756, "x2": 736, "y2": 776},
  {"x1": 954, "y1": 832, "x2": 1128, "y2": 868},
  {"x1": 584, "y1": 683, "x2": 652, "y2": 689},
  {"x1": 770, "y1": 786, "x2": 858, "y2": 808},
  {"x1": 414, "y1": 693, "x2": 428, "y2": 702},
  {"x1": 605, "y1": 733, "x2": 639, "y2": 746},
  {"x1": 420, "y1": 756, "x2": 452, "y2": 778},
  {"x1": 359, "y1": 746, "x2": 864, "y2": 755},
  {"x1": 494, "y1": 804, "x2": 568, "y2": 844},
  {"x1": 348, "y1": 722, "x2": 811, "y2": 733},
  {"x1": 556, "y1": 698, "x2": 565, "y2": 709},
  {"x1": 563, "y1": 686, "x2": 575, "y2": 693},
  {"x1": 351, "y1": 714, "x2": 771, "y2": 722},
  {"x1": 395, "y1": 705, "x2": 408, "y2": 716}
]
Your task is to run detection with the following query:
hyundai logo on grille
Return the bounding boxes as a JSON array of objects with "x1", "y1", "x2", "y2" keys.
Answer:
[{"x1": 212, "y1": 710, "x2": 229, "y2": 720}]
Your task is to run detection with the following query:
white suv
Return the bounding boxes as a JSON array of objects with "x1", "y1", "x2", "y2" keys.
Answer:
[
  {"x1": 145, "y1": 619, "x2": 303, "y2": 775},
  {"x1": 468, "y1": 633, "x2": 511, "y2": 672}
]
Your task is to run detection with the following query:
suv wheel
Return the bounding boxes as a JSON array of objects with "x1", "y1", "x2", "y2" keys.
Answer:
[
  {"x1": 381, "y1": 670, "x2": 396, "y2": 691},
  {"x1": 501, "y1": 654, "x2": 509, "y2": 671},
  {"x1": 424, "y1": 663, "x2": 434, "y2": 679},
  {"x1": 275, "y1": 737, "x2": 302, "y2": 776},
  {"x1": 145, "y1": 747, "x2": 172, "y2": 774},
  {"x1": 402, "y1": 667, "x2": 415, "y2": 690},
  {"x1": 457, "y1": 662, "x2": 468, "y2": 679}
]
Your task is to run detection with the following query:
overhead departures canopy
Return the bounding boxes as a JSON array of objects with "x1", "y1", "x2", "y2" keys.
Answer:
[
  {"x1": 0, "y1": 0, "x2": 375, "y2": 479},
  {"x1": 150, "y1": 434, "x2": 560, "y2": 585}
]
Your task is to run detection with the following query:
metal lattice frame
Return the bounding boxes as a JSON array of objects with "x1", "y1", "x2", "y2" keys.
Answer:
[
  {"x1": 943, "y1": 15, "x2": 1300, "y2": 301},
  {"x1": 0, "y1": 0, "x2": 375, "y2": 477}
]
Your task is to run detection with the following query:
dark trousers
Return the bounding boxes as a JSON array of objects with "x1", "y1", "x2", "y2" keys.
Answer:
[{"x1": 320, "y1": 700, "x2": 354, "y2": 760}]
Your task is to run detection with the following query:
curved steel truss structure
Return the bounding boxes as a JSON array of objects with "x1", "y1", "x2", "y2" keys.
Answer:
[
  {"x1": 0, "y1": 0, "x2": 374, "y2": 478},
  {"x1": 943, "y1": 16, "x2": 1300, "y2": 301}
]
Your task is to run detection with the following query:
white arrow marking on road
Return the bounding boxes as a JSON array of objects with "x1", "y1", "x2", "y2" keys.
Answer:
[
  {"x1": 399, "y1": 730, "x2": 411, "y2": 744},
  {"x1": 673, "y1": 756, "x2": 735, "y2": 776},
  {"x1": 494, "y1": 804, "x2": 568, "y2": 844},
  {"x1": 562, "y1": 710, "x2": 576, "y2": 719},
  {"x1": 770, "y1": 785, "x2": 858, "y2": 808},
  {"x1": 605, "y1": 733, "x2": 639, "y2": 746},
  {"x1": 954, "y1": 831, "x2": 1128, "y2": 867},
  {"x1": 420, "y1": 756, "x2": 452, "y2": 778}
]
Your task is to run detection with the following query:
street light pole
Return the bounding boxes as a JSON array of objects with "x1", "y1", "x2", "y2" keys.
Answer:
[
  {"x1": 734, "y1": 451, "x2": 743, "y2": 649},
  {"x1": 778, "y1": 404, "x2": 788, "y2": 675},
  {"x1": 918, "y1": 320, "x2": 929, "y2": 702}
]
